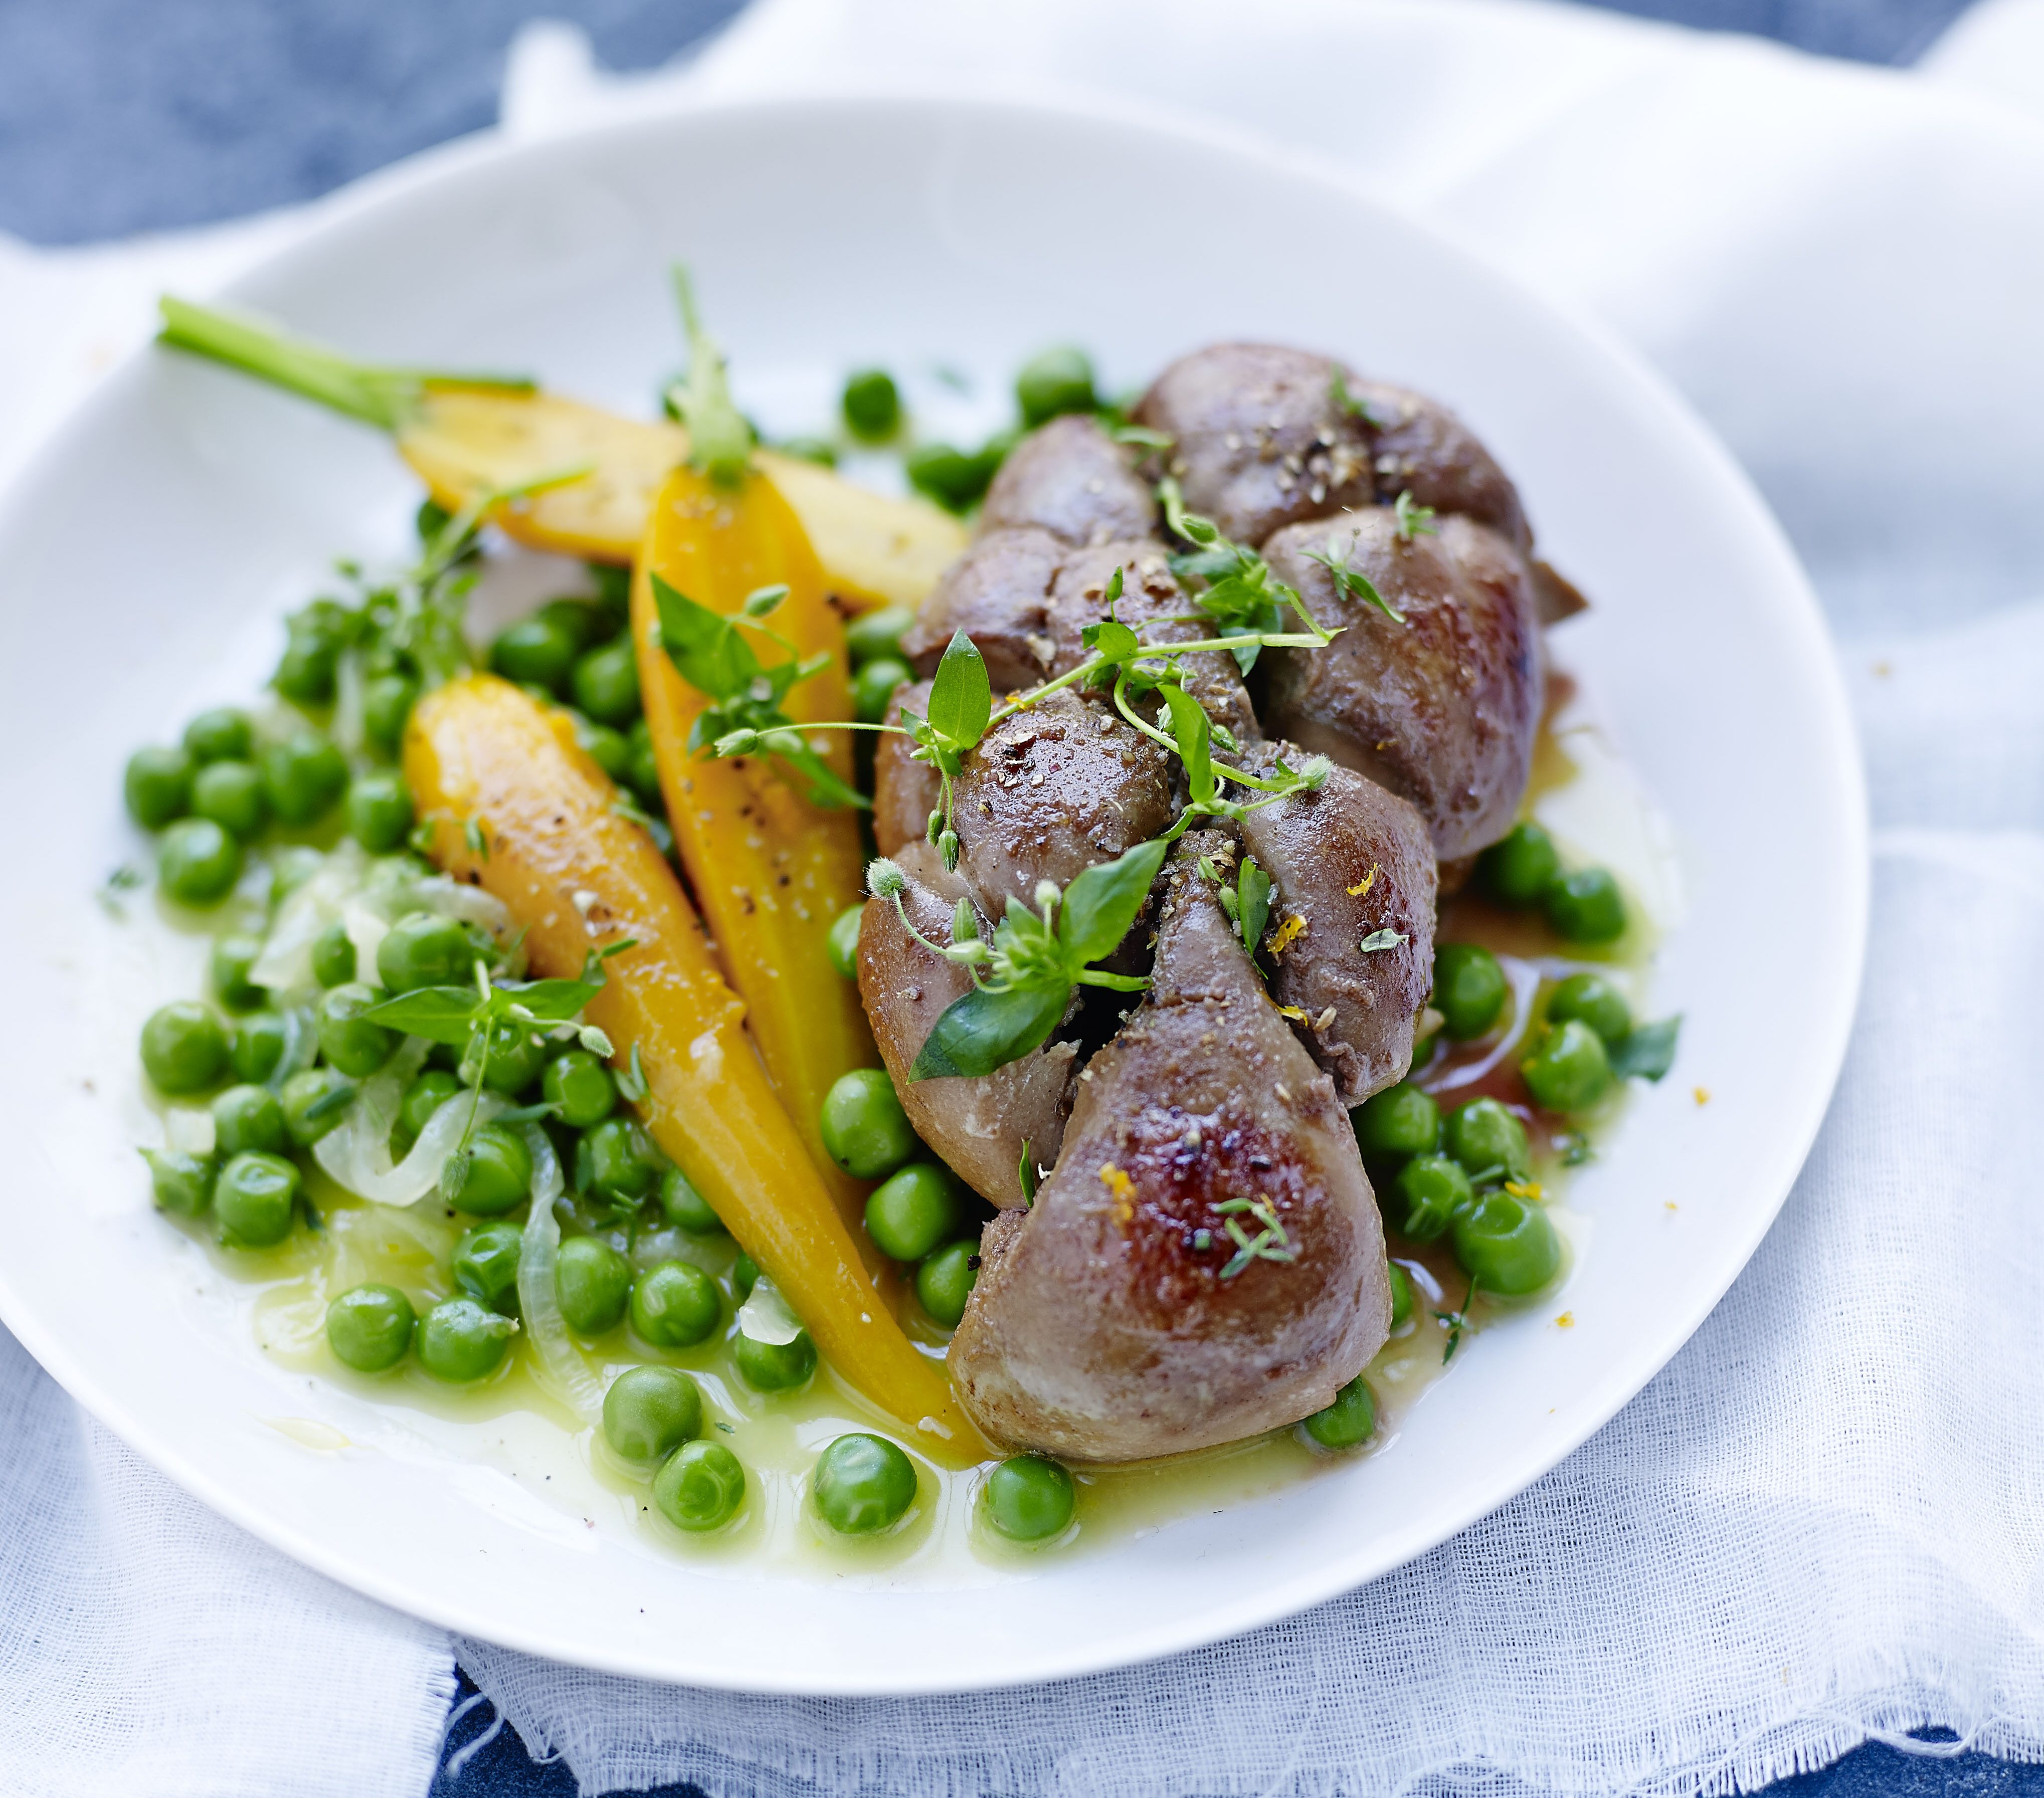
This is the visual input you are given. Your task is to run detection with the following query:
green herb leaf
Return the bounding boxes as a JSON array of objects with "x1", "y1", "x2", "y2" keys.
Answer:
[
  {"x1": 359, "y1": 985, "x2": 481, "y2": 1046},
  {"x1": 926, "y1": 631, "x2": 992, "y2": 750},
  {"x1": 1237, "y1": 858, "x2": 1273, "y2": 959},
  {"x1": 1610, "y1": 1015, "x2": 1682, "y2": 1081},
  {"x1": 1305, "y1": 534, "x2": 1405, "y2": 624},
  {"x1": 908, "y1": 981, "x2": 1070, "y2": 1081},
  {"x1": 1057, "y1": 837, "x2": 1169, "y2": 966},
  {"x1": 651, "y1": 571, "x2": 761, "y2": 705},
  {"x1": 1394, "y1": 489, "x2": 1439, "y2": 541},
  {"x1": 1358, "y1": 928, "x2": 1408, "y2": 953},
  {"x1": 1158, "y1": 682, "x2": 1216, "y2": 807},
  {"x1": 1329, "y1": 367, "x2": 1381, "y2": 428},
  {"x1": 742, "y1": 583, "x2": 789, "y2": 619},
  {"x1": 1018, "y1": 1140, "x2": 1038, "y2": 1207}
]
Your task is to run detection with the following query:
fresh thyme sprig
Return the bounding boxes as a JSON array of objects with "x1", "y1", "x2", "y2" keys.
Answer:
[
  {"x1": 362, "y1": 939, "x2": 634, "y2": 1198},
  {"x1": 1215, "y1": 1195, "x2": 1298, "y2": 1278},
  {"x1": 1157, "y1": 478, "x2": 1323, "y2": 673},
  {"x1": 869, "y1": 836, "x2": 1165, "y2": 1081}
]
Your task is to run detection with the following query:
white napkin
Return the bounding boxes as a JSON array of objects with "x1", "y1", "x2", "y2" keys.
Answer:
[{"x1": 6, "y1": 2, "x2": 2044, "y2": 1793}]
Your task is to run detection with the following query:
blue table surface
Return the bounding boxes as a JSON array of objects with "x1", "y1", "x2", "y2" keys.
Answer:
[{"x1": 10, "y1": 0, "x2": 2018, "y2": 1791}]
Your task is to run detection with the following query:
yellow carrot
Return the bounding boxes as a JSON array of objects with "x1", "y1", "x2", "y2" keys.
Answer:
[
  {"x1": 404, "y1": 672, "x2": 987, "y2": 1463},
  {"x1": 633, "y1": 461, "x2": 880, "y2": 1242}
]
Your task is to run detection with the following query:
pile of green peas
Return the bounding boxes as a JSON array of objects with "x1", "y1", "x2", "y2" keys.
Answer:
[
  {"x1": 1352, "y1": 1082, "x2": 1564, "y2": 1301},
  {"x1": 805, "y1": 346, "x2": 1103, "y2": 516},
  {"x1": 1475, "y1": 821, "x2": 1628, "y2": 946}
]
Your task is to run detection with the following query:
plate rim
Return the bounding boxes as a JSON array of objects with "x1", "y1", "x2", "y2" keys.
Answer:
[{"x1": 0, "y1": 87, "x2": 1870, "y2": 1694}]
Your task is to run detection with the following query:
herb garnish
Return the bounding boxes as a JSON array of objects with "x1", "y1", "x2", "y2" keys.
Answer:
[
  {"x1": 1304, "y1": 527, "x2": 1405, "y2": 624},
  {"x1": 665, "y1": 264, "x2": 752, "y2": 488},
  {"x1": 1610, "y1": 1015, "x2": 1683, "y2": 1082},
  {"x1": 1215, "y1": 1196, "x2": 1297, "y2": 1278},
  {"x1": 1157, "y1": 478, "x2": 1323, "y2": 673},
  {"x1": 1393, "y1": 489, "x2": 1438, "y2": 542}
]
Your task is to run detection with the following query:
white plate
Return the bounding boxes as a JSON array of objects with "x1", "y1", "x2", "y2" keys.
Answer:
[{"x1": 0, "y1": 95, "x2": 1866, "y2": 1694}]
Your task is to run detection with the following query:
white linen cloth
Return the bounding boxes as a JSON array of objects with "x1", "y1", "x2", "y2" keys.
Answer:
[{"x1": 5, "y1": 2, "x2": 2044, "y2": 1793}]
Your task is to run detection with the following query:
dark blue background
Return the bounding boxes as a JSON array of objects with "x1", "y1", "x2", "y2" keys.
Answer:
[{"x1": 9, "y1": 0, "x2": 2029, "y2": 1790}]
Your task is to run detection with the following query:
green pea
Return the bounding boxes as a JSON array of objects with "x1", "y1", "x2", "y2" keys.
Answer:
[
  {"x1": 915, "y1": 1240, "x2": 979, "y2": 1328},
  {"x1": 462, "y1": 1018, "x2": 547, "y2": 1096},
  {"x1": 316, "y1": 982, "x2": 395, "y2": 1078},
  {"x1": 449, "y1": 1122, "x2": 533, "y2": 1217},
  {"x1": 568, "y1": 711, "x2": 631, "y2": 780},
  {"x1": 1521, "y1": 1019, "x2": 1614, "y2": 1115},
  {"x1": 853, "y1": 657, "x2": 910, "y2": 725},
  {"x1": 905, "y1": 442, "x2": 998, "y2": 514},
  {"x1": 845, "y1": 605, "x2": 914, "y2": 668},
  {"x1": 625, "y1": 718, "x2": 662, "y2": 803},
  {"x1": 159, "y1": 818, "x2": 242, "y2": 907},
  {"x1": 260, "y1": 731, "x2": 348, "y2": 826},
  {"x1": 182, "y1": 707, "x2": 254, "y2": 765},
  {"x1": 735, "y1": 1327, "x2": 816, "y2": 1391},
  {"x1": 826, "y1": 905, "x2": 864, "y2": 981},
  {"x1": 1387, "y1": 1153, "x2": 1472, "y2": 1242},
  {"x1": 140, "y1": 1001, "x2": 228, "y2": 1095},
  {"x1": 775, "y1": 436, "x2": 838, "y2": 469},
  {"x1": 1451, "y1": 1190, "x2": 1562, "y2": 1294},
  {"x1": 1442, "y1": 1097, "x2": 1531, "y2": 1184},
  {"x1": 212, "y1": 1082, "x2": 287, "y2": 1156},
  {"x1": 1546, "y1": 972, "x2": 1632, "y2": 1046},
  {"x1": 325, "y1": 1284, "x2": 416, "y2": 1372},
  {"x1": 1016, "y1": 345, "x2": 1097, "y2": 426},
  {"x1": 190, "y1": 760, "x2": 268, "y2": 841},
  {"x1": 1476, "y1": 822, "x2": 1559, "y2": 908},
  {"x1": 840, "y1": 367, "x2": 901, "y2": 442},
  {"x1": 1352, "y1": 1082, "x2": 1440, "y2": 1161},
  {"x1": 272, "y1": 609, "x2": 347, "y2": 704},
  {"x1": 630, "y1": 1260, "x2": 721, "y2": 1348},
  {"x1": 819, "y1": 1068, "x2": 915, "y2": 1179},
  {"x1": 142, "y1": 1148, "x2": 215, "y2": 1217},
  {"x1": 542, "y1": 1050, "x2": 615, "y2": 1129},
  {"x1": 1433, "y1": 942, "x2": 1508, "y2": 1041},
  {"x1": 1387, "y1": 1262, "x2": 1414, "y2": 1330},
  {"x1": 212, "y1": 1150, "x2": 299, "y2": 1248},
  {"x1": 417, "y1": 1297, "x2": 516, "y2": 1381},
  {"x1": 311, "y1": 921, "x2": 357, "y2": 988},
  {"x1": 571, "y1": 639, "x2": 640, "y2": 726},
  {"x1": 982, "y1": 1456, "x2": 1074, "y2": 1543},
  {"x1": 1545, "y1": 866, "x2": 1626, "y2": 943},
  {"x1": 209, "y1": 934, "x2": 266, "y2": 1013},
  {"x1": 392, "y1": 1069, "x2": 463, "y2": 1156},
  {"x1": 579, "y1": 1115, "x2": 659, "y2": 1206},
  {"x1": 537, "y1": 598, "x2": 601, "y2": 650},
  {"x1": 491, "y1": 612, "x2": 582, "y2": 691},
  {"x1": 229, "y1": 1011, "x2": 287, "y2": 1084},
  {"x1": 1302, "y1": 1375, "x2": 1376, "y2": 1449},
  {"x1": 660, "y1": 1167, "x2": 726, "y2": 1236},
  {"x1": 731, "y1": 1253, "x2": 758, "y2": 1303},
  {"x1": 280, "y1": 1068, "x2": 352, "y2": 1145},
  {"x1": 451, "y1": 1220, "x2": 524, "y2": 1315},
  {"x1": 653, "y1": 1440, "x2": 746, "y2": 1532},
  {"x1": 813, "y1": 1432, "x2": 917, "y2": 1534},
  {"x1": 865, "y1": 1162, "x2": 960, "y2": 1263},
  {"x1": 554, "y1": 1235, "x2": 632, "y2": 1333},
  {"x1": 124, "y1": 745, "x2": 193, "y2": 829},
  {"x1": 603, "y1": 1365, "x2": 703, "y2": 1463},
  {"x1": 376, "y1": 912, "x2": 476, "y2": 993},
  {"x1": 362, "y1": 672, "x2": 418, "y2": 753},
  {"x1": 346, "y1": 772, "x2": 414, "y2": 853}
]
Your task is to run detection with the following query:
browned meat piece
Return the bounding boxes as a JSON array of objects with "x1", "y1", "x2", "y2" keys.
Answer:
[
  {"x1": 1259, "y1": 508, "x2": 1541, "y2": 861},
  {"x1": 856, "y1": 842, "x2": 1076, "y2": 1208},
  {"x1": 872, "y1": 677, "x2": 942, "y2": 856},
  {"x1": 1234, "y1": 758, "x2": 1437, "y2": 1104},
  {"x1": 901, "y1": 533, "x2": 1257, "y2": 743},
  {"x1": 948, "y1": 832, "x2": 1392, "y2": 1460},
  {"x1": 1133, "y1": 343, "x2": 1528, "y2": 549},
  {"x1": 979, "y1": 415, "x2": 1158, "y2": 546},
  {"x1": 1344, "y1": 378, "x2": 1529, "y2": 551},
  {"x1": 899, "y1": 527, "x2": 1064, "y2": 692},
  {"x1": 950, "y1": 688, "x2": 1175, "y2": 922}
]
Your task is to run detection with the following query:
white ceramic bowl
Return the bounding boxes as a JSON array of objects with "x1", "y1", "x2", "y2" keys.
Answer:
[{"x1": 0, "y1": 95, "x2": 1865, "y2": 1693}]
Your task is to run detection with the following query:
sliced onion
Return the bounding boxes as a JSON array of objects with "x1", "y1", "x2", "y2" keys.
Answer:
[
  {"x1": 736, "y1": 1276, "x2": 803, "y2": 1345},
  {"x1": 163, "y1": 1107, "x2": 216, "y2": 1155},
  {"x1": 312, "y1": 1043, "x2": 512, "y2": 1207},
  {"x1": 514, "y1": 1125, "x2": 605, "y2": 1427},
  {"x1": 253, "y1": 841, "x2": 373, "y2": 996}
]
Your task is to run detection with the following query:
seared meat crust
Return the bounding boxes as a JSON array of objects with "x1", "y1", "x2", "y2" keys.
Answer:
[
  {"x1": 979, "y1": 414, "x2": 1158, "y2": 546},
  {"x1": 948, "y1": 833, "x2": 1392, "y2": 1460},
  {"x1": 1258, "y1": 509, "x2": 1541, "y2": 861},
  {"x1": 872, "y1": 677, "x2": 941, "y2": 857},
  {"x1": 856, "y1": 841, "x2": 1076, "y2": 1208},
  {"x1": 1235, "y1": 753, "x2": 1437, "y2": 1105}
]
